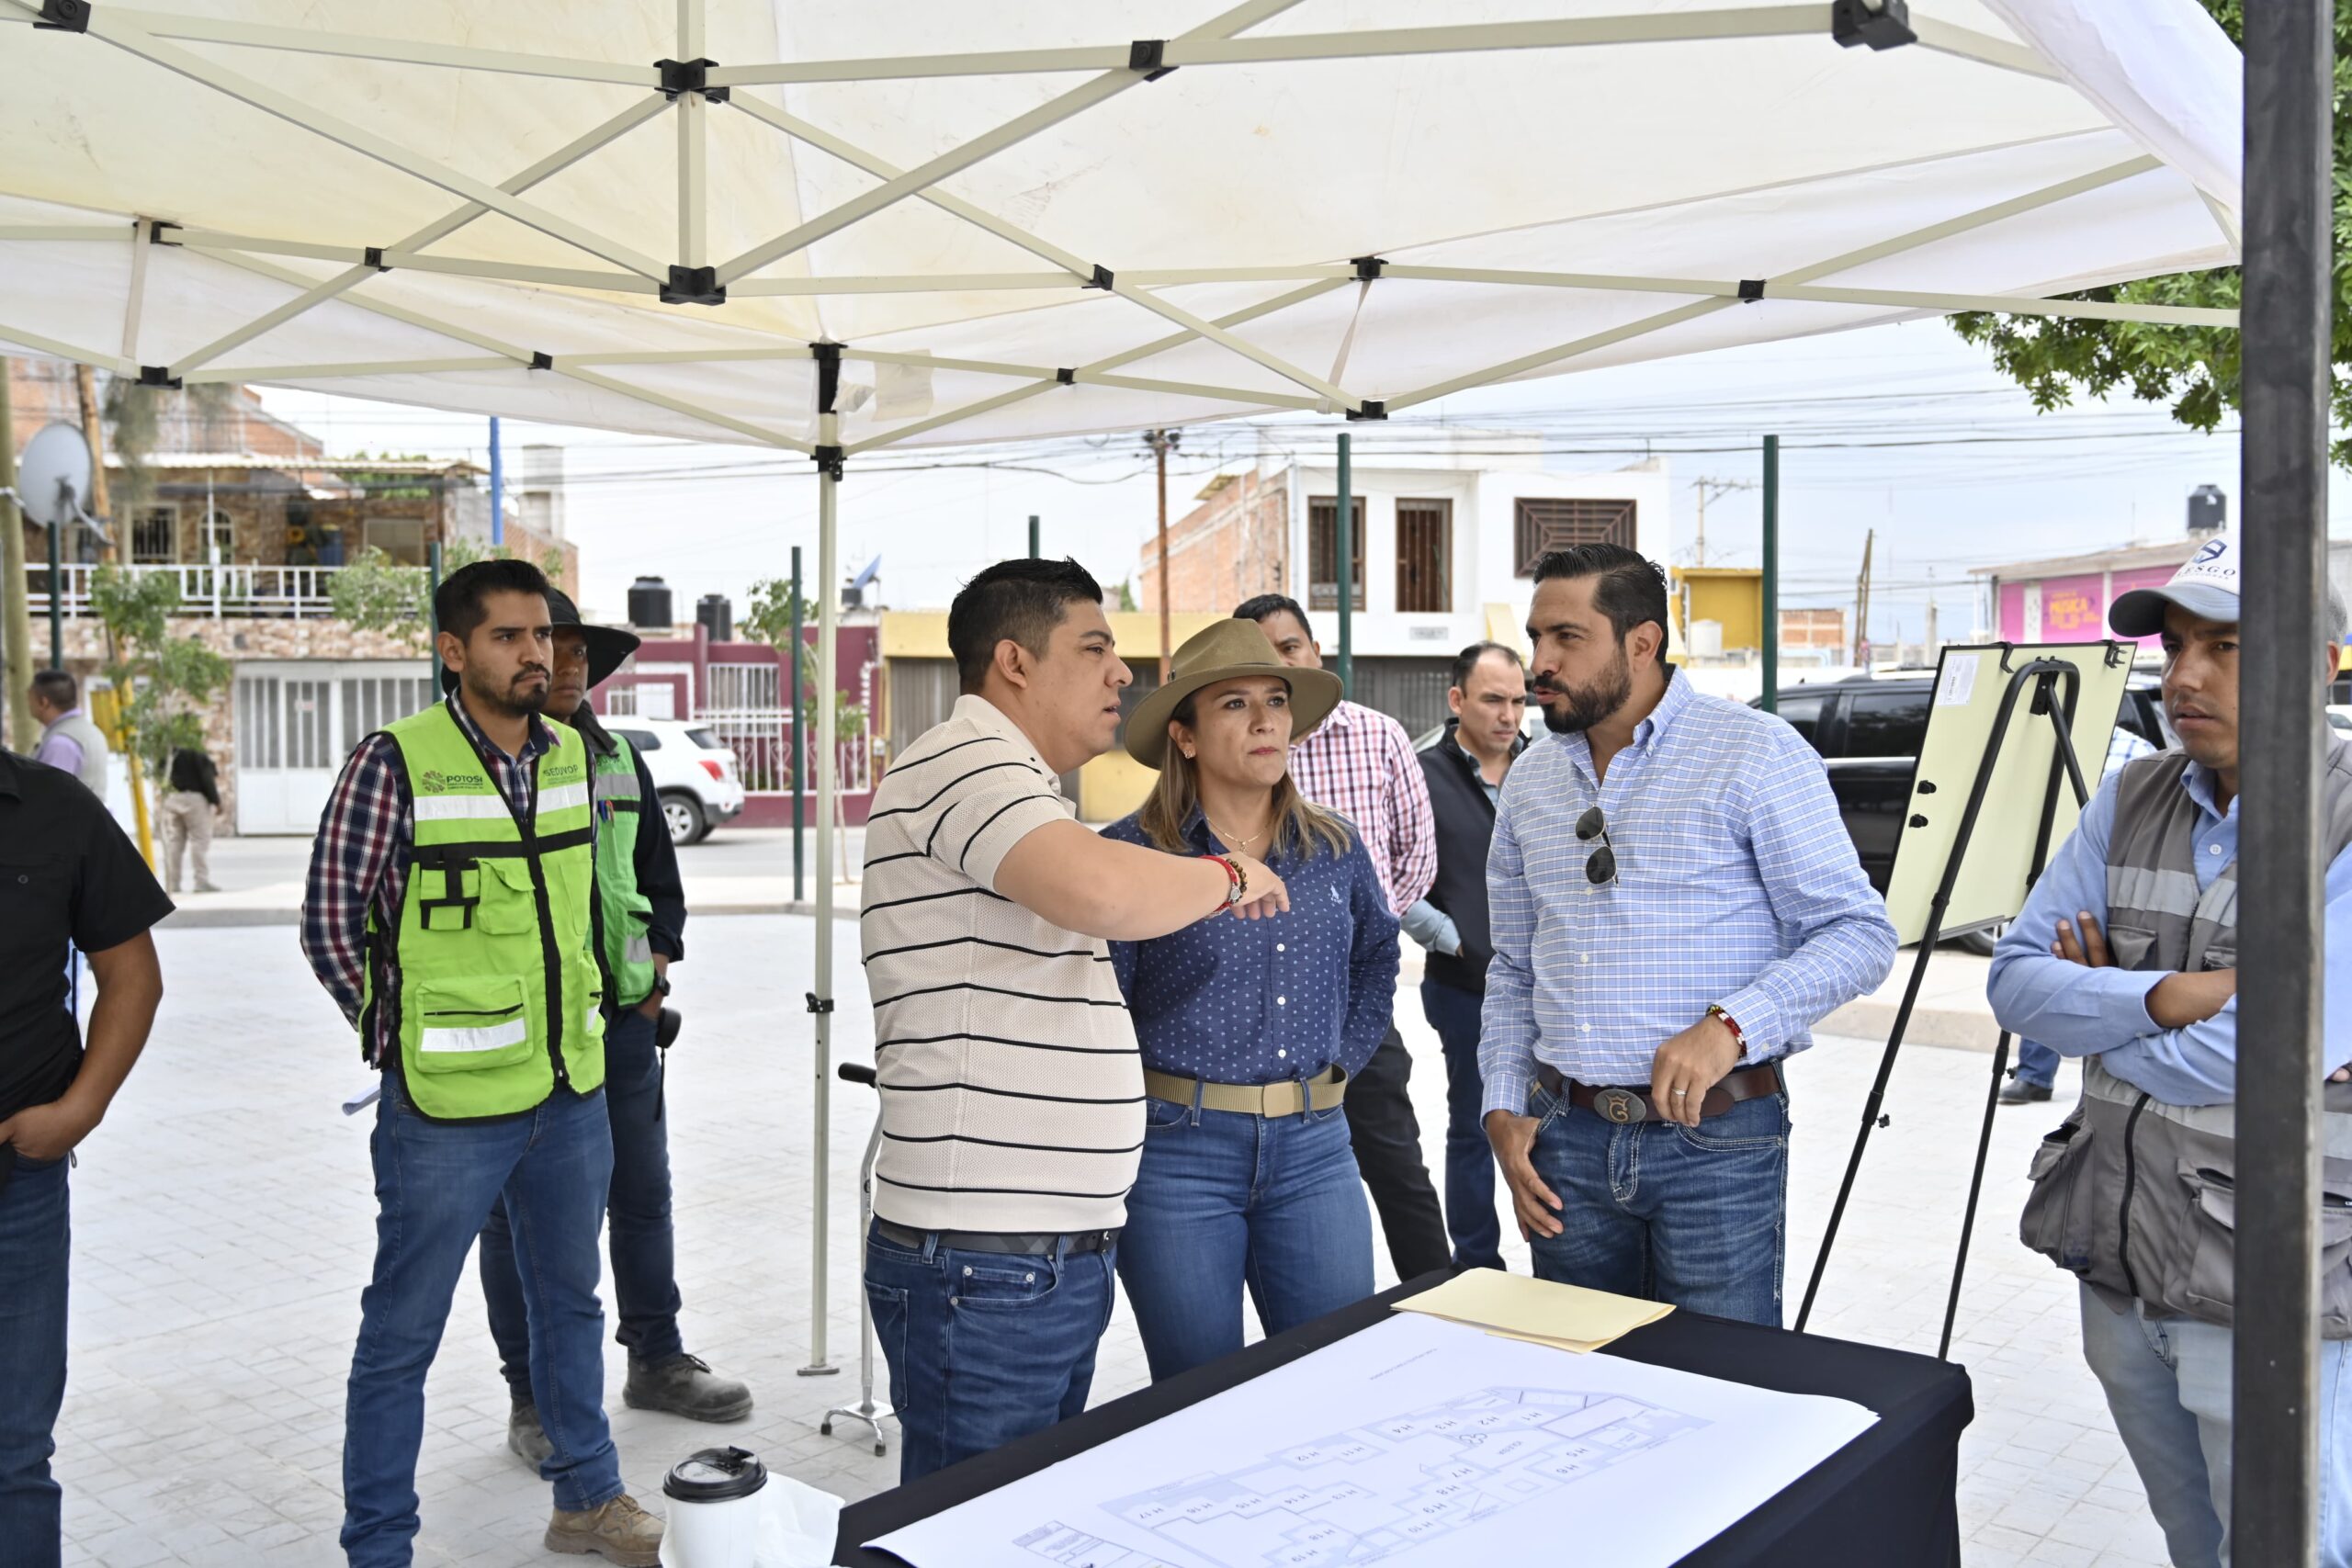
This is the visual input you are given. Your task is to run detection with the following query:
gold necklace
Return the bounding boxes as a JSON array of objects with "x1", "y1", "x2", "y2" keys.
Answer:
[{"x1": 1208, "y1": 814, "x2": 1269, "y2": 852}]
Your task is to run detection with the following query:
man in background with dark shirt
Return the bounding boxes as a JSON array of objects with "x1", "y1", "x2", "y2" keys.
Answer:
[
  {"x1": 0, "y1": 746, "x2": 171, "y2": 1567},
  {"x1": 479, "y1": 590, "x2": 752, "y2": 1468},
  {"x1": 1403, "y1": 642, "x2": 1527, "y2": 1272},
  {"x1": 158, "y1": 742, "x2": 221, "y2": 895}
]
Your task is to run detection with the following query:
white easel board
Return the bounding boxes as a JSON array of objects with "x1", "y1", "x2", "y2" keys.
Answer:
[{"x1": 1883, "y1": 642, "x2": 2132, "y2": 948}]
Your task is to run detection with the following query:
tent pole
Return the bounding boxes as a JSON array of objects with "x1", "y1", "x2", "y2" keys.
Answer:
[
  {"x1": 1336, "y1": 432, "x2": 1352, "y2": 698},
  {"x1": 800, "y1": 415, "x2": 842, "y2": 1379},
  {"x1": 1759, "y1": 434, "x2": 1777, "y2": 713},
  {"x1": 0, "y1": 355, "x2": 32, "y2": 751},
  {"x1": 792, "y1": 543, "x2": 805, "y2": 904},
  {"x1": 2235, "y1": 0, "x2": 2332, "y2": 1555}
]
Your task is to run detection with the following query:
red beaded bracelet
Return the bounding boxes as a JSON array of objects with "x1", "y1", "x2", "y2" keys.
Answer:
[{"x1": 1201, "y1": 852, "x2": 1245, "y2": 910}]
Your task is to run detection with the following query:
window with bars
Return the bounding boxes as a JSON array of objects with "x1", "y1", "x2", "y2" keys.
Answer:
[
  {"x1": 1513, "y1": 497, "x2": 1637, "y2": 577},
  {"x1": 130, "y1": 504, "x2": 177, "y2": 565},
  {"x1": 1307, "y1": 495, "x2": 1365, "y2": 613},
  {"x1": 1395, "y1": 498, "x2": 1452, "y2": 614}
]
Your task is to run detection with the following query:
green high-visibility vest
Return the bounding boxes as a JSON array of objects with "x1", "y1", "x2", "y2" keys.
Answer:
[
  {"x1": 590, "y1": 733, "x2": 661, "y2": 1008},
  {"x1": 363, "y1": 700, "x2": 606, "y2": 1121}
]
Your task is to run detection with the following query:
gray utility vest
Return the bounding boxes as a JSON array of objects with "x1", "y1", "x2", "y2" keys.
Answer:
[
  {"x1": 2021, "y1": 746, "x2": 2352, "y2": 1336},
  {"x1": 42, "y1": 709, "x2": 110, "y2": 797}
]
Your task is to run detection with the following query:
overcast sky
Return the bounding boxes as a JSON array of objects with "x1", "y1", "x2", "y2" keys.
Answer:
[{"x1": 254, "y1": 318, "x2": 2314, "y2": 649}]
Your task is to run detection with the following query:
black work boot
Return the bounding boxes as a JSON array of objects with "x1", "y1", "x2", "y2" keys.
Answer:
[{"x1": 621, "y1": 1353, "x2": 753, "y2": 1422}]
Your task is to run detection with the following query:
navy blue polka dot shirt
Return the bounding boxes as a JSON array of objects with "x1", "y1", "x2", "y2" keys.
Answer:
[{"x1": 1101, "y1": 807, "x2": 1401, "y2": 1087}]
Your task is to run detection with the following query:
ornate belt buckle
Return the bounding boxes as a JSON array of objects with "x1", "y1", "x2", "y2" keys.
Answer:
[{"x1": 1594, "y1": 1086, "x2": 1645, "y2": 1124}]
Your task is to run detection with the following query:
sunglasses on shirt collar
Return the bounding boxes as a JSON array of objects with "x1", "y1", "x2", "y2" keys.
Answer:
[{"x1": 1576, "y1": 805, "x2": 1617, "y2": 887}]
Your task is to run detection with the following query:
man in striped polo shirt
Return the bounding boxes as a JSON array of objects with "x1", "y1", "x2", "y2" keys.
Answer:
[{"x1": 861, "y1": 558, "x2": 1291, "y2": 1483}]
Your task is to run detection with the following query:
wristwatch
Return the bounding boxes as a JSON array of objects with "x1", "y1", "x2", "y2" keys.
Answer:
[{"x1": 650, "y1": 972, "x2": 673, "y2": 998}]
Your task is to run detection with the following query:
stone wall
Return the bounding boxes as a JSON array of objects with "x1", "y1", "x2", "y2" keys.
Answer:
[{"x1": 45, "y1": 615, "x2": 425, "y2": 835}]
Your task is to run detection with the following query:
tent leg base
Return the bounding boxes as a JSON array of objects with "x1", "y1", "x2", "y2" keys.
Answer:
[{"x1": 797, "y1": 1362, "x2": 842, "y2": 1377}]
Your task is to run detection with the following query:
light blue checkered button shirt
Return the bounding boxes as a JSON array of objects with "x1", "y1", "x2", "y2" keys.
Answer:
[{"x1": 1478, "y1": 673, "x2": 1898, "y2": 1114}]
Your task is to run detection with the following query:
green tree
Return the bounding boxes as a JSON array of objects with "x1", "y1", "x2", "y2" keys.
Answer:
[
  {"x1": 327, "y1": 546, "x2": 431, "y2": 649},
  {"x1": 740, "y1": 574, "x2": 866, "y2": 795},
  {"x1": 325, "y1": 538, "x2": 569, "y2": 652},
  {"x1": 1951, "y1": 0, "x2": 2352, "y2": 465},
  {"x1": 87, "y1": 563, "x2": 232, "y2": 777},
  {"x1": 1111, "y1": 577, "x2": 1139, "y2": 613}
]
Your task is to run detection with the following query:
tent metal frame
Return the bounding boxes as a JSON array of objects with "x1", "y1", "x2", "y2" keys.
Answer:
[{"x1": 0, "y1": 0, "x2": 2285, "y2": 1428}]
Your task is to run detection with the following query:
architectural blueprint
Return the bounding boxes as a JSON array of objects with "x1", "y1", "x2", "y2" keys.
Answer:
[{"x1": 866, "y1": 1314, "x2": 1878, "y2": 1568}]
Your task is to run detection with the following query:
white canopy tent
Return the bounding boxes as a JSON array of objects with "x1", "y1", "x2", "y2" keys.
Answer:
[{"x1": 0, "y1": 0, "x2": 2245, "y2": 1379}]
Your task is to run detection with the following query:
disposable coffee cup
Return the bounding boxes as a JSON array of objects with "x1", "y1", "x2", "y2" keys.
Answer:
[{"x1": 661, "y1": 1446, "x2": 768, "y2": 1568}]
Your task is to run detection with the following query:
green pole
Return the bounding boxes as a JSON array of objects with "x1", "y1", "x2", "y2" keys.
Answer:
[
  {"x1": 790, "y1": 544, "x2": 806, "y2": 903},
  {"x1": 426, "y1": 540, "x2": 443, "y2": 693},
  {"x1": 46, "y1": 517, "x2": 62, "y2": 671},
  {"x1": 1760, "y1": 434, "x2": 1779, "y2": 713},
  {"x1": 1335, "y1": 432, "x2": 1353, "y2": 699},
  {"x1": 1028, "y1": 514, "x2": 1040, "y2": 558}
]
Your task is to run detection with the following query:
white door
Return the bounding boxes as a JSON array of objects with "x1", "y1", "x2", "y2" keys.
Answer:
[{"x1": 235, "y1": 660, "x2": 438, "y2": 834}]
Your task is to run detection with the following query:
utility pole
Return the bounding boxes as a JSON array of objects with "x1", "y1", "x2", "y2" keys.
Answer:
[
  {"x1": 1689, "y1": 476, "x2": 1757, "y2": 568},
  {"x1": 1027, "y1": 514, "x2": 1039, "y2": 559},
  {"x1": 1146, "y1": 430, "x2": 1179, "y2": 682},
  {"x1": 1853, "y1": 528, "x2": 1875, "y2": 670},
  {"x1": 73, "y1": 365, "x2": 112, "y2": 553},
  {"x1": 0, "y1": 355, "x2": 33, "y2": 751},
  {"x1": 489, "y1": 416, "x2": 504, "y2": 546}
]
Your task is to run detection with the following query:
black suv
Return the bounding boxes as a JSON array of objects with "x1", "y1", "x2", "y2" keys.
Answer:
[{"x1": 1759, "y1": 671, "x2": 2170, "y2": 896}]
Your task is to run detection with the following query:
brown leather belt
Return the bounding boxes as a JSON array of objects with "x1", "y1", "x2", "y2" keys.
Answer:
[{"x1": 1536, "y1": 1061, "x2": 1783, "y2": 1124}]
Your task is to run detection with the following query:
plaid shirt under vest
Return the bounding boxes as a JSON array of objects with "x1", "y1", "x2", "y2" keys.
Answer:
[
  {"x1": 300, "y1": 694, "x2": 555, "y2": 1066},
  {"x1": 1287, "y1": 698, "x2": 1438, "y2": 917}
]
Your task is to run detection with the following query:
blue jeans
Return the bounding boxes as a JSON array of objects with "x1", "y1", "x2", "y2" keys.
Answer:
[
  {"x1": 1523, "y1": 1080, "x2": 1790, "y2": 1326},
  {"x1": 0, "y1": 1152, "x2": 70, "y2": 1568},
  {"x1": 1118, "y1": 1092, "x2": 1375, "y2": 1382},
  {"x1": 2015, "y1": 1038, "x2": 2061, "y2": 1089},
  {"x1": 1420, "y1": 979, "x2": 1506, "y2": 1270},
  {"x1": 2078, "y1": 1281, "x2": 2352, "y2": 1567},
  {"x1": 863, "y1": 1222, "x2": 1117, "y2": 1485},
  {"x1": 481, "y1": 1009, "x2": 684, "y2": 1393},
  {"x1": 344, "y1": 1075, "x2": 621, "y2": 1566}
]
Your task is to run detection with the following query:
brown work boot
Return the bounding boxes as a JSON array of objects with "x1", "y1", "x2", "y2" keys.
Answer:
[{"x1": 544, "y1": 1493, "x2": 662, "y2": 1565}]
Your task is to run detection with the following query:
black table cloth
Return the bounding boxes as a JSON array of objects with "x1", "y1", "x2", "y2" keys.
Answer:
[{"x1": 835, "y1": 1273, "x2": 1973, "y2": 1567}]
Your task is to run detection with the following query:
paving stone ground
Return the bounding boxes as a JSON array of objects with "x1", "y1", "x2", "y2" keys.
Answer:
[{"x1": 54, "y1": 918, "x2": 2170, "y2": 1566}]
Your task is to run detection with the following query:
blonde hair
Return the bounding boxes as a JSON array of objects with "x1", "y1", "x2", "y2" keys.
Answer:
[{"x1": 1136, "y1": 693, "x2": 1354, "y2": 862}]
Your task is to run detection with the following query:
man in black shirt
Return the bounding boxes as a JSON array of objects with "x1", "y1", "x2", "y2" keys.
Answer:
[
  {"x1": 159, "y1": 743, "x2": 221, "y2": 894},
  {"x1": 0, "y1": 746, "x2": 171, "y2": 1567},
  {"x1": 1402, "y1": 642, "x2": 1527, "y2": 1272}
]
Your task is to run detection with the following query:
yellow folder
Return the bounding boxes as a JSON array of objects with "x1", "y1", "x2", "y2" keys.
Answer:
[{"x1": 1394, "y1": 1270, "x2": 1673, "y2": 1353}]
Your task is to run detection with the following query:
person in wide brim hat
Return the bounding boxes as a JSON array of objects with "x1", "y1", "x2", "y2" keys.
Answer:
[
  {"x1": 1124, "y1": 617, "x2": 1342, "y2": 768},
  {"x1": 437, "y1": 585, "x2": 639, "y2": 694},
  {"x1": 1096, "y1": 615, "x2": 1395, "y2": 1382}
]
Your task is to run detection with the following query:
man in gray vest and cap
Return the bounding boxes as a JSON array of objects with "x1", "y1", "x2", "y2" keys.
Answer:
[{"x1": 1991, "y1": 525, "x2": 2352, "y2": 1568}]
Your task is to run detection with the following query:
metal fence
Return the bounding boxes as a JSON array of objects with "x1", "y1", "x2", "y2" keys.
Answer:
[{"x1": 698, "y1": 661, "x2": 872, "y2": 795}]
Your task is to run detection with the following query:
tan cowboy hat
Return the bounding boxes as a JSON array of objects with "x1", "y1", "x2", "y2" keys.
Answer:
[{"x1": 1125, "y1": 618, "x2": 1343, "y2": 768}]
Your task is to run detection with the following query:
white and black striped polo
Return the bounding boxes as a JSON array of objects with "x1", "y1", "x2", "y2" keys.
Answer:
[{"x1": 858, "y1": 694, "x2": 1142, "y2": 1235}]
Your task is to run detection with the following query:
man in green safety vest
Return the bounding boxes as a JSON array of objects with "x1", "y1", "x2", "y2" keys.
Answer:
[
  {"x1": 481, "y1": 589, "x2": 752, "y2": 1468},
  {"x1": 300, "y1": 559, "x2": 662, "y2": 1567}
]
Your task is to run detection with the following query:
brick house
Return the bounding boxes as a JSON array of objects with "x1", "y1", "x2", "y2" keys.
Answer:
[{"x1": 8, "y1": 364, "x2": 575, "y2": 833}]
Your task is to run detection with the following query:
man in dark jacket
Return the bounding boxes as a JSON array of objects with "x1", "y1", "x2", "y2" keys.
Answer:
[
  {"x1": 1403, "y1": 642, "x2": 1527, "y2": 1270},
  {"x1": 158, "y1": 743, "x2": 220, "y2": 894},
  {"x1": 481, "y1": 590, "x2": 752, "y2": 1470}
]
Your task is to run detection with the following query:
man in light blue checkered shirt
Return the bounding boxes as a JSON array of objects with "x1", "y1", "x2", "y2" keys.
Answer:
[{"x1": 1480, "y1": 546, "x2": 1896, "y2": 1325}]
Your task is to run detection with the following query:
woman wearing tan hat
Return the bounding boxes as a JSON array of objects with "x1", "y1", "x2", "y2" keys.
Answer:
[{"x1": 1101, "y1": 620, "x2": 1401, "y2": 1381}]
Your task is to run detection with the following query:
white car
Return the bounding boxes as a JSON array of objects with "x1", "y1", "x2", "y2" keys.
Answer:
[{"x1": 605, "y1": 717, "x2": 746, "y2": 845}]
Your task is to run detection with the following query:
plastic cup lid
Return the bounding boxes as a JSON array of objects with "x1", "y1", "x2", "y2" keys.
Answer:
[{"x1": 663, "y1": 1446, "x2": 769, "y2": 1502}]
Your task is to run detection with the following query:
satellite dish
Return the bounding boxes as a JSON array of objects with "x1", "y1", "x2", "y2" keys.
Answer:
[{"x1": 17, "y1": 422, "x2": 95, "y2": 529}]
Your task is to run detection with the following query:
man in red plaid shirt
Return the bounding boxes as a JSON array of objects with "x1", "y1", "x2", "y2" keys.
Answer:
[{"x1": 1237, "y1": 594, "x2": 1449, "y2": 1280}]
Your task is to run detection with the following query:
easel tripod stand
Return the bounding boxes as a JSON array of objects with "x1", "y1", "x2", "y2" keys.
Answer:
[{"x1": 1794, "y1": 653, "x2": 2102, "y2": 1359}]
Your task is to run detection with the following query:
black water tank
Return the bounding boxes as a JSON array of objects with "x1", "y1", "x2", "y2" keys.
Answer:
[
  {"x1": 2188, "y1": 484, "x2": 2227, "y2": 536},
  {"x1": 696, "y1": 593, "x2": 732, "y2": 644},
  {"x1": 628, "y1": 575, "x2": 673, "y2": 629}
]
